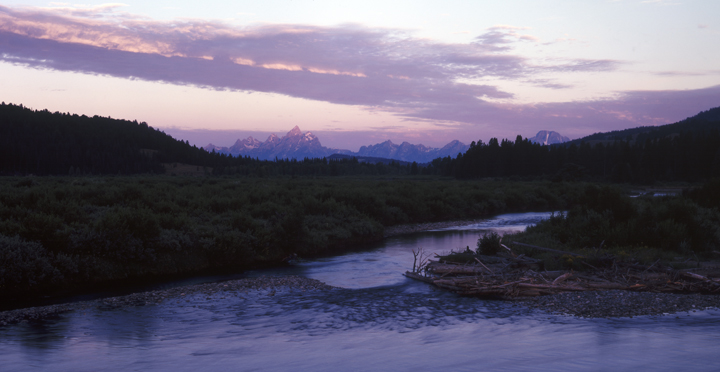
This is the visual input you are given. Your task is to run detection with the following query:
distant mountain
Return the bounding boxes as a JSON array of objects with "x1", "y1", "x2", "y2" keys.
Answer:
[
  {"x1": 204, "y1": 127, "x2": 469, "y2": 163},
  {"x1": 356, "y1": 140, "x2": 468, "y2": 163},
  {"x1": 528, "y1": 130, "x2": 570, "y2": 145},
  {"x1": 204, "y1": 126, "x2": 351, "y2": 160}
]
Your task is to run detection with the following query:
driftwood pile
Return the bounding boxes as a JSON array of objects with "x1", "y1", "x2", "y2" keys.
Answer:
[{"x1": 405, "y1": 242, "x2": 720, "y2": 299}]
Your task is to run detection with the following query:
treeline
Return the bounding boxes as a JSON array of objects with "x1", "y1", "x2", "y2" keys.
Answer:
[
  {"x1": 0, "y1": 102, "x2": 223, "y2": 175},
  {"x1": 5, "y1": 101, "x2": 719, "y2": 183},
  {"x1": 213, "y1": 156, "x2": 427, "y2": 177},
  {"x1": 507, "y1": 180, "x2": 720, "y2": 271},
  {"x1": 0, "y1": 102, "x2": 428, "y2": 177},
  {"x1": 434, "y1": 107, "x2": 720, "y2": 183},
  {"x1": 0, "y1": 177, "x2": 584, "y2": 301}
]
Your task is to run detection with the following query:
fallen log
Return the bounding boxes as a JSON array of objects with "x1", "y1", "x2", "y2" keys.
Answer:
[
  {"x1": 428, "y1": 264, "x2": 487, "y2": 275},
  {"x1": 474, "y1": 258, "x2": 495, "y2": 274},
  {"x1": 434, "y1": 278, "x2": 478, "y2": 286},
  {"x1": 511, "y1": 242, "x2": 584, "y2": 257},
  {"x1": 539, "y1": 270, "x2": 566, "y2": 279},
  {"x1": 403, "y1": 271, "x2": 435, "y2": 284},
  {"x1": 552, "y1": 272, "x2": 573, "y2": 285},
  {"x1": 516, "y1": 283, "x2": 589, "y2": 292},
  {"x1": 681, "y1": 272, "x2": 720, "y2": 286},
  {"x1": 617, "y1": 262, "x2": 668, "y2": 273},
  {"x1": 583, "y1": 282, "x2": 626, "y2": 290},
  {"x1": 407, "y1": 247, "x2": 720, "y2": 298}
]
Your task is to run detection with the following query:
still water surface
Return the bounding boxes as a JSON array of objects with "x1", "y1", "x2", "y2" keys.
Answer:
[{"x1": 2, "y1": 212, "x2": 719, "y2": 371}]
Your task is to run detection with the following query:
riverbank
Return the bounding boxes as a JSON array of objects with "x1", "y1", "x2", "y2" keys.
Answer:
[
  {"x1": 3, "y1": 273, "x2": 719, "y2": 325},
  {"x1": 0, "y1": 176, "x2": 585, "y2": 301},
  {"x1": 523, "y1": 290, "x2": 720, "y2": 318},
  {"x1": 0, "y1": 276, "x2": 335, "y2": 326}
]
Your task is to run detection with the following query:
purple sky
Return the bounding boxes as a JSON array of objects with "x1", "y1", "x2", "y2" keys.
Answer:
[{"x1": 1, "y1": 2, "x2": 719, "y2": 150}]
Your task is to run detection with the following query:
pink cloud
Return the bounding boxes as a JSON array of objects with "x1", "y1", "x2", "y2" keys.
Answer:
[
  {"x1": 406, "y1": 85, "x2": 720, "y2": 141},
  {"x1": 0, "y1": 5, "x2": 718, "y2": 144}
]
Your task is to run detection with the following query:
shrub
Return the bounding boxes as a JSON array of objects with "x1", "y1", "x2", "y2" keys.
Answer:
[
  {"x1": 0, "y1": 234, "x2": 63, "y2": 295},
  {"x1": 477, "y1": 232, "x2": 502, "y2": 256},
  {"x1": 0, "y1": 175, "x2": 586, "y2": 300}
]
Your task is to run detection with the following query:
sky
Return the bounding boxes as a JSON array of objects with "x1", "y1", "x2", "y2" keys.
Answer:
[{"x1": 1, "y1": 1, "x2": 719, "y2": 151}]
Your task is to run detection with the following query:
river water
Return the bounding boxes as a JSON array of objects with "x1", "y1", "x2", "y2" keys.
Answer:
[{"x1": 2, "y1": 212, "x2": 719, "y2": 371}]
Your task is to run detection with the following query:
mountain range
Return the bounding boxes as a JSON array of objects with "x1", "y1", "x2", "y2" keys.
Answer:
[
  {"x1": 3, "y1": 99, "x2": 718, "y2": 181},
  {"x1": 204, "y1": 126, "x2": 342, "y2": 160},
  {"x1": 203, "y1": 126, "x2": 470, "y2": 163}
]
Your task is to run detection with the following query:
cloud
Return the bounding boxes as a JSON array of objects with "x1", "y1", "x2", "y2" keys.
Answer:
[
  {"x1": 0, "y1": 5, "x2": 717, "y2": 140},
  {"x1": 0, "y1": 7, "x2": 602, "y2": 105},
  {"x1": 526, "y1": 79, "x2": 573, "y2": 90},
  {"x1": 654, "y1": 71, "x2": 704, "y2": 77},
  {"x1": 405, "y1": 85, "x2": 720, "y2": 140},
  {"x1": 653, "y1": 70, "x2": 720, "y2": 77},
  {"x1": 473, "y1": 25, "x2": 541, "y2": 49},
  {"x1": 540, "y1": 59, "x2": 620, "y2": 73},
  {"x1": 40, "y1": 3, "x2": 131, "y2": 19}
]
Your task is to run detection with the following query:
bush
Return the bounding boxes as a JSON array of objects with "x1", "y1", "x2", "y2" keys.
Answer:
[
  {"x1": 0, "y1": 175, "x2": 585, "y2": 300},
  {"x1": 0, "y1": 234, "x2": 64, "y2": 295},
  {"x1": 477, "y1": 232, "x2": 502, "y2": 256},
  {"x1": 507, "y1": 188, "x2": 720, "y2": 263}
]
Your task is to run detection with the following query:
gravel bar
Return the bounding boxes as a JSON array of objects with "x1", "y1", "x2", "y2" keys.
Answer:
[
  {"x1": 3, "y1": 276, "x2": 719, "y2": 325},
  {"x1": 522, "y1": 290, "x2": 720, "y2": 318},
  {"x1": 0, "y1": 276, "x2": 336, "y2": 326}
]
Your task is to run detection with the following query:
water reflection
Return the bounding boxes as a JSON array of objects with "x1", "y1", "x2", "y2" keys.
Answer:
[
  {"x1": 2, "y1": 212, "x2": 719, "y2": 371},
  {"x1": 252, "y1": 212, "x2": 560, "y2": 289}
]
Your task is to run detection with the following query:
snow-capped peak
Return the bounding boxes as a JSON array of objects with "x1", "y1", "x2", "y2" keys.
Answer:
[{"x1": 287, "y1": 126, "x2": 303, "y2": 136}]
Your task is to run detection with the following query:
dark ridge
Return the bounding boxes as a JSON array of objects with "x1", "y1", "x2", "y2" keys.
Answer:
[
  {"x1": 432, "y1": 106, "x2": 720, "y2": 183},
  {"x1": 0, "y1": 102, "x2": 217, "y2": 175},
  {"x1": 561, "y1": 106, "x2": 720, "y2": 146}
]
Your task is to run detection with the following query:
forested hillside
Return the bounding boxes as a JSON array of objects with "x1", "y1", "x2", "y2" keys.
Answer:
[
  {"x1": 434, "y1": 107, "x2": 720, "y2": 183},
  {"x1": 0, "y1": 103, "x2": 419, "y2": 177},
  {"x1": 3, "y1": 102, "x2": 720, "y2": 183},
  {"x1": 564, "y1": 106, "x2": 720, "y2": 146},
  {"x1": 0, "y1": 102, "x2": 212, "y2": 175}
]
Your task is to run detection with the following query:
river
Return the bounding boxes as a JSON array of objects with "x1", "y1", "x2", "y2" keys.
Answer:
[{"x1": 1, "y1": 212, "x2": 719, "y2": 371}]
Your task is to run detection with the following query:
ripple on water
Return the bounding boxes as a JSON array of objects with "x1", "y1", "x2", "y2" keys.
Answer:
[{"x1": 2, "y1": 212, "x2": 720, "y2": 372}]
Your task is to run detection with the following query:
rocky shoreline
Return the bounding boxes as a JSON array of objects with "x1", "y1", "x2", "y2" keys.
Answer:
[
  {"x1": 522, "y1": 290, "x2": 720, "y2": 318},
  {"x1": 390, "y1": 220, "x2": 720, "y2": 318},
  {"x1": 2, "y1": 219, "x2": 719, "y2": 324},
  {"x1": 0, "y1": 276, "x2": 335, "y2": 326},
  {"x1": 3, "y1": 274, "x2": 719, "y2": 325}
]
